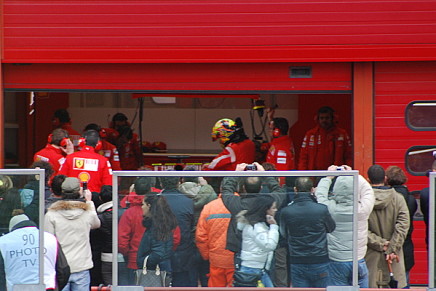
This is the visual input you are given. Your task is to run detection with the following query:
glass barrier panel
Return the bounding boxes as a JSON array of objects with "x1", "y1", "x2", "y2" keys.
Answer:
[
  {"x1": 429, "y1": 173, "x2": 436, "y2": 288},
  {"x1": 0, "y1": 170, "x2": 45, "y2": 290},
  {"x1": 113, "y1": 170, "x2": 359, "y2": 289}
]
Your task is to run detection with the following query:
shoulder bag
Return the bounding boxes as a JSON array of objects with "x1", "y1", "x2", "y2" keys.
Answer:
[{"x1": 134, "y1": 256, "x2": 168, "y2": 287}]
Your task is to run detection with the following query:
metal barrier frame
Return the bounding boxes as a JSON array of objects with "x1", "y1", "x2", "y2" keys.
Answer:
[
  {"x1": 0, "y1": 169, "x2": 46, "y2": 291},
  {"x1": 429, "y1": 172, "x2": 435, "y2": 290},
  {"x1": 112, "y1": 170, "x2": 360, "y2": 290}
]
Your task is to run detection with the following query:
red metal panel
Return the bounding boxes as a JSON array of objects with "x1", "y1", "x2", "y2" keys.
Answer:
[
  {"x1": 3, "y1": 0, "x2": 436, "y2": 63},
  {"x1": 3, "y1": 62, "x2": 352, "y2": 91},
  {"x1": 374, "y1": 61, "x2": 436, "y2": 193}
]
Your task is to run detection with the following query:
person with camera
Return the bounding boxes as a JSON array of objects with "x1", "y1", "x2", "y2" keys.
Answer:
[
  {"x1": 315, "y1": 165, "x2": 374, "y2": 287},
  {"x1": 220, "y1": 162, "x2": 285, "y2": 282},
  {"x1": 45, "y1": 177, "x2": 100, "y2": 290}
]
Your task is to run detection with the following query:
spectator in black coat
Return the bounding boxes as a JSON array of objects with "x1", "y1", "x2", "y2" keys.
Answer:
[
  {"x1": 420, "y1": 160, "x2": 436, "y2": 248},
  {"x1": 90, "y1": 185, "x2": 113, "y2": 286},
  {"x1": 160, "y1": 174, "x2": 196, "y2": 287}
]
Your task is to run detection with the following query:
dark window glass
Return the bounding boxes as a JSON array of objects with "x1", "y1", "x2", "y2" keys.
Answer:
[
  {"x1": 406, "y1": 146, "x2": 436, "y2": 175},
  {"x1": 406, "y1": 101, "x2": 436, "y2": 130}
]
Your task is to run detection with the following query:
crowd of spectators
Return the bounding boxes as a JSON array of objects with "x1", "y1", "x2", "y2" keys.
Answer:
[{"x1": 0, "y1": 159, "x2": 423, "y2": 290}]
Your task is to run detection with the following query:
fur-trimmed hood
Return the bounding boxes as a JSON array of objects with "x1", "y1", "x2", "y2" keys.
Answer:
[
  {"x1": 48, "y1": 200, "x2": 90, "y2": 220},
  {"x1": 178, "y1": 182, "x2": 199, "y2": 198}
]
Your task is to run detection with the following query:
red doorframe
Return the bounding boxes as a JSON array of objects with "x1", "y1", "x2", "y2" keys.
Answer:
[{"x1": 353, "y1": 62, "x2": 374, "y2": 176}]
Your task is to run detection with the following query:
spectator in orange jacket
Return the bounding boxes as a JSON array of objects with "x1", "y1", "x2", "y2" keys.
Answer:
[
  {"x1": 298, "y1": 106, "x2": 352, "y2": 170},
  {"x1": 196, "y1": 194, "x2": 234, "y2": 287}
]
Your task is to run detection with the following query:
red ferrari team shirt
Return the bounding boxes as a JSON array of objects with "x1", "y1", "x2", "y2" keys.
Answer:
[{"x1": 58, "y1": 145, "x2": 113, "y2": 192}]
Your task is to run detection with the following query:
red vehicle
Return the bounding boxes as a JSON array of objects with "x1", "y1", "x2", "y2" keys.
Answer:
[{"x1": 1, "y1": 0, "x2": 436, "y2": 286}]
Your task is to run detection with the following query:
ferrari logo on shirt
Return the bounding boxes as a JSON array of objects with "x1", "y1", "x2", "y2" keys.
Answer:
[
  {"x1": 73, "y1": 158, "x2": 99, "y2": 171},
  {"x1": 75, "y1": 158, "x2": 84, "y2": 169}
]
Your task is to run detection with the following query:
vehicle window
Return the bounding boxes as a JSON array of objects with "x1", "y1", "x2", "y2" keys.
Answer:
[
  {"x1": 406, "y1": 101, "x2": 436, "y2": 130},
  {"x1": 406, "y1": 146, "x2": 436, "y2": 175}
]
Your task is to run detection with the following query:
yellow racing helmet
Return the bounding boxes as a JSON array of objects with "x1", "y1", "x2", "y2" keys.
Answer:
[{"x1": 211, "y1": 118, "x2": 236, "y2": 144}]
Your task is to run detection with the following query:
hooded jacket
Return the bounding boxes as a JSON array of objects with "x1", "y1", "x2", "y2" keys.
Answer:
[
  {"x1": 316, "y1": 175, "x2": 374, "y2": 261},
  {"x1": 365, "y1": 187, "x2": 409, "y2": 288},
  {"x1": 44, "y1": 200, "x2": 101, "y2": 273},
  {"x1": 118, "y1": 195, "x2": 146, "y2": 269},
  {"x1": 178, "y1": 181, "x2": 217, "y2": 225}
]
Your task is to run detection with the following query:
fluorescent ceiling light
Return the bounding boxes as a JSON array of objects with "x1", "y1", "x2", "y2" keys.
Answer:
[{"x1": 152, "y1": 97, "x2": 176, "y2": 104}]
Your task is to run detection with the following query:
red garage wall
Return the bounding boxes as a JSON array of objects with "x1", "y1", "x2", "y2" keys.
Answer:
[
  {"x1": 3, "y1": 0, "x2": 436, "y2": 63},
  {"x1": 3, "y1": 62, "x2": 351, "y2": 91},
  {"x1": 374, "y1": 61, "x2": 436, "y2": 191}
]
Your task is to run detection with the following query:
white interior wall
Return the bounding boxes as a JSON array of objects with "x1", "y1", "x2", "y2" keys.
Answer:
[{"x1": 69, "y1": 106, "x2": 297, "y2": 151}]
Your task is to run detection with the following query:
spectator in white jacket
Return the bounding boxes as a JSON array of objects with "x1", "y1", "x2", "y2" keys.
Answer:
[
  {"x1": 236, "y1": 194, "x2": 279, "y2": 287},
  {"x1": 315, "y1": 165, "x2": 375, "y2": 287}
]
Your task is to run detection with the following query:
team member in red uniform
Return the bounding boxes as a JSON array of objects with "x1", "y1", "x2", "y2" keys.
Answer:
[
  {"x1": 110, "y1": 113, "x2": 143, "y2": 170},
  {"x1": 266, "y1": 117, "x2": 295, "y2": 171},
  {"x1": 298, "y1": 106, "x2": 352, "y2": 170},
  {"x1": 52, "y1": 108, "x2": 82, "y2": 148},
  {"x1": 205, "y1": 118, "x2": 255, "y2": 171},
  {"x1": 84, "y1": 123, "x2": 122, "y2": 171},
  {"x1": 58, "y1": 130, "x2": 113, "y2": 193},
  {"x1": 34, "y1": 128, "x2": 74, "y2": 176}
]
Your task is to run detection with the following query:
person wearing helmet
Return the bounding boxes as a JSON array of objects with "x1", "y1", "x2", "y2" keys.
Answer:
[{"x1": 205, "y1": 118, "x2": 255, "y2": 171}]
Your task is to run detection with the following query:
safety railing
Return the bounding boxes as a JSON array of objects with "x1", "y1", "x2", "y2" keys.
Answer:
[
  {"x1": 0, "y1": 169, "x2": 45, "y2": 291},
  {"x1": 111, "y1": 170, "x2": 359, "y2": 291}
]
